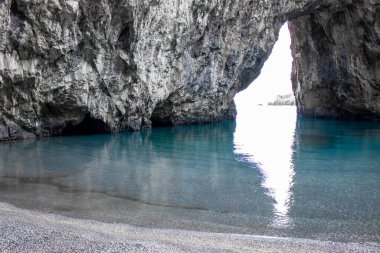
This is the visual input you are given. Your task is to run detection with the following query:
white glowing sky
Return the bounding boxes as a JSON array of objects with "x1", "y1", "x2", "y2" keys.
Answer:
[{"x1": 235, "y1": 23, "x2": 293, "y2": 106}]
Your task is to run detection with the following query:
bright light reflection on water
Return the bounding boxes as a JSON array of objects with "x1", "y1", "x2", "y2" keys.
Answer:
[{"x1": 234, "y1": 106, "x2": 296, "y2": 227}]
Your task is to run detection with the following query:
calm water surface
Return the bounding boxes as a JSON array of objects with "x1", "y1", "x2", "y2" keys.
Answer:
[{"x1": 0, "y1": 106, "x2": 379, "y2": 244}]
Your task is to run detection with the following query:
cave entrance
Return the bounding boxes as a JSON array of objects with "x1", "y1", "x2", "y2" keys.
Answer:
[
  {"x1": 234, "y1": 23, "x2": 294, "y2": 113},
  {"x1": 62, "y1": 114, "x2": 111, "y2": 136}
]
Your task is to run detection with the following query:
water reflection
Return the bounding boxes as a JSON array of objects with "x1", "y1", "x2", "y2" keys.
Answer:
[
  {"x1": 0, "y1": 107, "x2": 298, "y2": 227},
  {"x1": 0, "y1": 121, "x2": 273, "y2": 219},
  {"x1": 234, "y1": 106, "x2": 297, "y2": 227},
  {"x1": 0, "y1": 106, "x2": 379, "y2": 242}
]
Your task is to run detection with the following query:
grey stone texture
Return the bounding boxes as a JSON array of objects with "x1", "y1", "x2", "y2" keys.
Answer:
[
  {"x1": 289, "y1": 0, "x2": 380, "y2": 119},
  {"x1": 0, "y1": 0, "x2": 378, "y2": 141}
]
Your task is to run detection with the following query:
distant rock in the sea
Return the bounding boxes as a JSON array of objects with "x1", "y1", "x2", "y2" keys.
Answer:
[{"x1": 268, "y1": 94, "x2": 296, "y2": 106}]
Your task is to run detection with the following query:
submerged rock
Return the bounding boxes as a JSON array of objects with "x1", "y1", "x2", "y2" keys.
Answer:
[{"x1": 0, "y1": 0, "x2": 378, "y2": 141}]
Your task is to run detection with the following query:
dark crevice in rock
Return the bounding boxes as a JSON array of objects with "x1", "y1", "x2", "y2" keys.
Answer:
[
  {"x1": 10, "y1": 0, "x2": 27, "y2": 21},
  {"x1": 150, "y1": 99, "x2": 174, "y2": 127},
  {"x1": 116, "y1": 14, "x2": 138, "y2": 85},
  {"x1": 117, "y1": 22, "x2": 135, "y2": 53},
  {"x1": 62, "y1": 114, "x2": 111, "y2": 136}
]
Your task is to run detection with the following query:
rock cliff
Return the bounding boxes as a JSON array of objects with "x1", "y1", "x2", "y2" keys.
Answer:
[
  {"x1": 0, "y1": 0, "x2": 378, "y2": 141},
  {"x1": 289, "y1": 1, "x2": 380, "y2": 119}
]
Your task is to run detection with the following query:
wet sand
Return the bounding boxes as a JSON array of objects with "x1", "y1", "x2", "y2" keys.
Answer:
[{"x1": 0, "y1": 202, "x2": 378, "y2": 253}]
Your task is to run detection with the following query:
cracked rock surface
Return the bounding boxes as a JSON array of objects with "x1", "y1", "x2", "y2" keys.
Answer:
[
  {"x1": 0, "y1": 0, "x2": 378, "y2": 141},
  {"x1": 289, "y1": 0, "x2": 380, "y2": 119}
]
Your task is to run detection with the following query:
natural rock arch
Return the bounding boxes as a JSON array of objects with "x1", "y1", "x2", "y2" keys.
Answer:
[
  {"x1": 0, "y1": 0, "x2": 378, "y2": 141},
  {"x1": 289, "y1": 2, "x2": 380, "y2": 119}
]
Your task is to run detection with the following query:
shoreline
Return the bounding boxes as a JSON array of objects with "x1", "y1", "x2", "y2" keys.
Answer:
[{"x1": 0, "y1": 202, "x2": 378, "y2": 253}]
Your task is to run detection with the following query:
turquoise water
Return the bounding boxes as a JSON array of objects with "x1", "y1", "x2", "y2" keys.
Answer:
[{"x1": 0, "y1": 106, "x2": 379, "y2": 244}]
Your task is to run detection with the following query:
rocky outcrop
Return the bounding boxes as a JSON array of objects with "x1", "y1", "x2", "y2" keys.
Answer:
[
  {"x1": 0, "y1": 0, "x2": 325, "y2": 141},
  {"x1": 289, "y1": 1, "x2": 380, "y2": 119},
  {"x1": 0, "y1": 0, "x2": 378, "y2": 141},
  {"x1": 268, "y1": 94, "x2": 296, "y2": 106}
]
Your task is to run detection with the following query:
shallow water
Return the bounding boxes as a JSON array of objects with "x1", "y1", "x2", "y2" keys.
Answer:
[{"x1": 0, "y1": 106, "x2": 379, "y2": 244}]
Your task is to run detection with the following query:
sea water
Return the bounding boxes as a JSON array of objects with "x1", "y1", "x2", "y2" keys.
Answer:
[{"x1": 0, "y1": 106, "x2": 379, "y2": 244}]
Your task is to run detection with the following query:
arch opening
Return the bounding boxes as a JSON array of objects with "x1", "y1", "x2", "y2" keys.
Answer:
[
  {"x1": 233, "y1": 23, "x2": 297, "y2": 226},
  {"x1": 234, "y1": 23, "x2": 295, "y2": 111}
]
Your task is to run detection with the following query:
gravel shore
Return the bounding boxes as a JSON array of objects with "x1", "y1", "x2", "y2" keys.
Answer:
[{"x1": 0, "y1": 202, "x2": 378, "y2": 253}]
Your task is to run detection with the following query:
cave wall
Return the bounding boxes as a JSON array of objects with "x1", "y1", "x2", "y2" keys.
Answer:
[
  {"x1": 0, "y1": 0, "x2": 378, "y2": 141},
  {"x1": 289, "y1": 0, "x2": 380, "y2": 119},
  {"x1": 0, "y1": 0, "x2": 325, "y2": 141}
]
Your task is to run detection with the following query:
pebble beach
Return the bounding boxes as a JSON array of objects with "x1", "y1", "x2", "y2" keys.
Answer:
[{"x1": 0, "y1": 202, "x2": 378, "y2": 253}]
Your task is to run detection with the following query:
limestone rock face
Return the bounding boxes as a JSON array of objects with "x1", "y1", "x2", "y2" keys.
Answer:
[
  {"x1": 0, "y1": 0, "x2": 326, "y2": 141},
  {"x1": 1, "y1": 0, "x2": 378, "y2": 141},
  {"x1": 289, "y1": 1, "x2": 380, "y2": 119}
]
